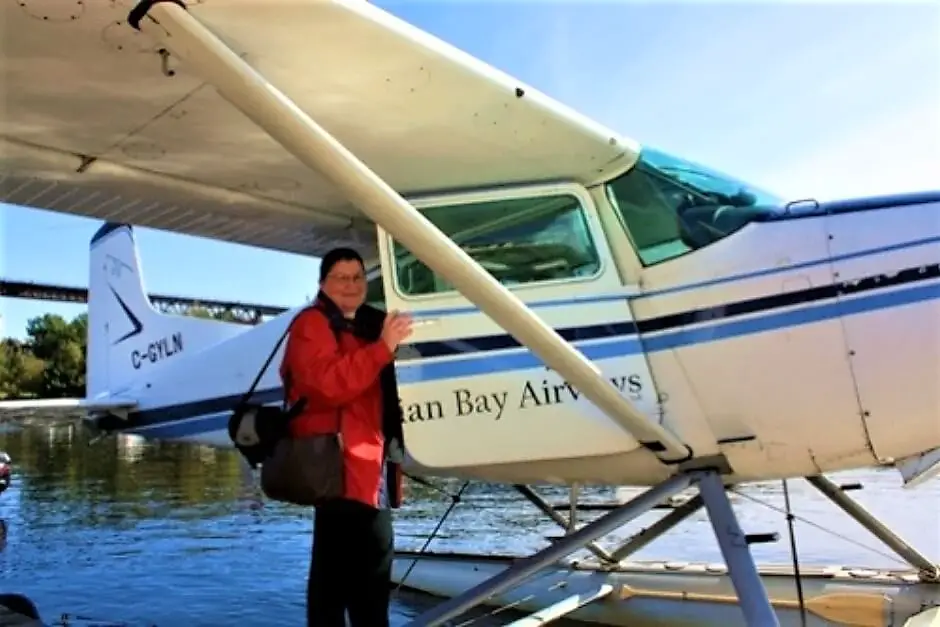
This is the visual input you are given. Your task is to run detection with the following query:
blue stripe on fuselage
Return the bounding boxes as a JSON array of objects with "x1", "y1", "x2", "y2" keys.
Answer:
[{"x1": 395, "y1": 280, "x2": 939, "y2": 383}]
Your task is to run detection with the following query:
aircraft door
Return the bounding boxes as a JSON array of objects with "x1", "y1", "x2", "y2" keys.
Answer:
[
  {"x1": 825, "y1": 204, "x2": 940, "y2": 462},
  {"x1": 378, "y1": 183, "x2": 662, "y2": 472}
]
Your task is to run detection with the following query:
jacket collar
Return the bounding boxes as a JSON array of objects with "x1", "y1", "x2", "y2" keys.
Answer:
[
  {"x1": 313, "y1": 291, "x2": 384, "y2": 341},
  {"x1": 314, "y1": 290, "x2": 346, "y2": 318}
]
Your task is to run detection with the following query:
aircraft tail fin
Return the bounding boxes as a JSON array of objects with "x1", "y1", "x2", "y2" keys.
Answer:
[{"x1": 87, "y1": 223, "x2": 247, "y2": 400}]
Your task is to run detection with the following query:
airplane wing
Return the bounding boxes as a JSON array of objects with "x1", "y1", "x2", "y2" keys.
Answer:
[{"x1": 1, "y1": 0, "x2": 638, "y2": 260}]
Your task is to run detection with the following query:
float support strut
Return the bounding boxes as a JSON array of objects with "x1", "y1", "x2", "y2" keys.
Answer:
[
  {"x1": 405, "y1": 473, "x2": 695, "y2": 627},
  {"x1": 807, "y1": 475, "x2": 939, "y2": 582},
  {"x1": 608, "y1": 493, "x2": 705, "y2": 562},
  {"x1": 513, "y1": 484, "x2": 615, "y2": 563},
  {"x1": 697, "y1": 471, "x2": 780, "y2": 627}
]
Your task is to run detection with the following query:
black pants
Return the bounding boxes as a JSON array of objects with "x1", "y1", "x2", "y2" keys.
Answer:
[{"x1": 308, "y1": 498, "x2": 394, "y2": 626}]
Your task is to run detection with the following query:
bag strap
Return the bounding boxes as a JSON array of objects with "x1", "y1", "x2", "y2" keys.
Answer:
[{"x1": 236, "y1": 307, "x2": 310, "y2": 410}]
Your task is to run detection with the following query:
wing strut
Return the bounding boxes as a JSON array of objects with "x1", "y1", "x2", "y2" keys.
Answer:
[{"x1": 127, "y1": 0, "x2": 693, "y2": 465}]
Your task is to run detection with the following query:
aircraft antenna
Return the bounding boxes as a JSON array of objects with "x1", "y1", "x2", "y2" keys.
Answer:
[{"x1": 781, "y1": 479, "x2": 808, "y2": 627}]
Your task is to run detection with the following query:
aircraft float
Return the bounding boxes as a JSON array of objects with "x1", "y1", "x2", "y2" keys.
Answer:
[{"x1": 2, "y1": 1, "x2": 938, "y2": 625}]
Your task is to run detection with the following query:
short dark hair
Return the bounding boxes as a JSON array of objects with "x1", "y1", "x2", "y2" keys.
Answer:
[{"x1": 319, "y1": 247, "x2": 364, "y2": 282}]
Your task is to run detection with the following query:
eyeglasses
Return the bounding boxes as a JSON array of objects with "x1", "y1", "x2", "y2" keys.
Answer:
[{"x1": 328, "y1": 273, "x2": 365, "y2": 285}]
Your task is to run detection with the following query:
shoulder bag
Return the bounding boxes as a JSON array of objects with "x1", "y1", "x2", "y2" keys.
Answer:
[{"x1": 227, "y1": 307, "x2": 345, "y2": 507}]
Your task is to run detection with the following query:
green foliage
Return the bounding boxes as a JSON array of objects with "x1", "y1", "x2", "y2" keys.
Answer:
[
  {"x1": 0, "y1": 338, "x2": 46, "y2": 399},
  {"x1": 0, "y1": 307, "x2": 237, "y2": 400},
  {"x1": 1, "y1": 313, "x2": 88, "y2": 400},
  {"x1": 25, "y1": 313, "x2": 88, "y2": 398}
]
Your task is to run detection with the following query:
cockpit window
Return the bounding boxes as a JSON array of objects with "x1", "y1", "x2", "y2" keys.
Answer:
[{"x1": 606, "y1": 147, "x2": 784, "y2": 265}]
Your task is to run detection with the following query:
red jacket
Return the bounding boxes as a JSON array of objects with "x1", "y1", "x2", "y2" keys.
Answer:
[{"x1": 280, "y1": 305, "x2": 398, "y2": 509}]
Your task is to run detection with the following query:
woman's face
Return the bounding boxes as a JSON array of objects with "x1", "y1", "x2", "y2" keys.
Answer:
[{"x1": 321, "y1": 259, "x2": 366, "y2": 315}]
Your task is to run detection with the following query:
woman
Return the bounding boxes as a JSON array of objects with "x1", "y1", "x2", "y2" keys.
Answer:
[{"x1": 280, "y1": 247, "x2": 413, "y2": 627}]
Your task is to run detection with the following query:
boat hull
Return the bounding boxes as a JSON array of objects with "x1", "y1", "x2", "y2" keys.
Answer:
[{"x1": 391, "y1": 551, "x2": 940, "y2": 626}]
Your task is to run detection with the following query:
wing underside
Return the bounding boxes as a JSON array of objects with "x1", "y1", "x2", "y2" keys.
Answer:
[{"x1": 1, "y1": 0, "x2": 638, "y2": 258}]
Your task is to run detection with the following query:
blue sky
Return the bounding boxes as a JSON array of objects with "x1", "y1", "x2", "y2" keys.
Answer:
[{"x1": 2, "y1": 1, "x2": 938, "y2": 339}]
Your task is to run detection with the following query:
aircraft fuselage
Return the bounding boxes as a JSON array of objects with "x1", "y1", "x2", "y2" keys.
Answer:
[{"x1": 83, "y1": 183, "x2": 940, "y2": 488}]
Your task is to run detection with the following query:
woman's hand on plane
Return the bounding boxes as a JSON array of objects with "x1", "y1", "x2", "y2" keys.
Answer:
[{"x1": 382, "y1": 311, "x2": 414, "y2": 351}]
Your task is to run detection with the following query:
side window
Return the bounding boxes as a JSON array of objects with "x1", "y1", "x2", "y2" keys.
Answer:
[
  {"x1": 392, "y1": 192, "x2": 602, "y2": 297},
  {"x1": 607, "y1": 148, "x2": 782, "y2": 266}
]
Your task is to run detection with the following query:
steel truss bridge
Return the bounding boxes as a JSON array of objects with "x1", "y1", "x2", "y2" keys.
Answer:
[{"x1": 1, "y1": 279, "x2": 289, "y2": 325}]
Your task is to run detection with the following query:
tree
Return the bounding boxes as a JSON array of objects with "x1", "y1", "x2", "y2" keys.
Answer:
[
  {"x1": 23, "y1": 313, "x2": 87, "y2": 398},
  {"x1": 0, "y1": 338, "x2": 45, "y2": 399}
]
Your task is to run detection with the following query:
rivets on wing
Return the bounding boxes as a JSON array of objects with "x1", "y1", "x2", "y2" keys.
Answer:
[
  {"x1": 101, "y1": 20, "x2": 156, "y2": 54},
  {"x1": 18, "y1": 0, "x2": 84, "y2": 22}
]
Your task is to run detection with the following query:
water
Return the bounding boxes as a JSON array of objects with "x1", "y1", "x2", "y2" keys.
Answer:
[{"x1": 0, "y1": 416, "x2": 937, "y2": 626}]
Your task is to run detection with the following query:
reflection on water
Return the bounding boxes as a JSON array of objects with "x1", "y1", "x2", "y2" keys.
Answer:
[
  {"x1": 0, "y1": 418, "x2": 540, "y2": 626},
  {"x1": 0, "y1": 417, "x2": 938, "y2": 626}
]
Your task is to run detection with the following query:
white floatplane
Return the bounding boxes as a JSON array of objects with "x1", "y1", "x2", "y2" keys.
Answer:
[{"x1": 2, "y1": 1, "x2": 939, "y2": 625}]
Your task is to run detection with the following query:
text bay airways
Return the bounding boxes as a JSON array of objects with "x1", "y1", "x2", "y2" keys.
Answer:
[{"x1": 403, "y1": 374, "x2": 644, "y2": 422}]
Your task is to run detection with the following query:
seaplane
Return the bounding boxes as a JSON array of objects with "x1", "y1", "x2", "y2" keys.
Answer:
[{"x1": 2, "y1": 1, "x2": 939, "y2": 625}]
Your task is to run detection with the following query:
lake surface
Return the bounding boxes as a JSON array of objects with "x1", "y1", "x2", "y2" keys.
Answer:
[{"x1": 0, "y1": 417, "x2": 937, "y2": 626}]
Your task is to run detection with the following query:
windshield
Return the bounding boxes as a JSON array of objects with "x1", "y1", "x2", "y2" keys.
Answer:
[
  {"x1": 640, "y1": 147, "x2": 784, "y2": 209},
  {"x1": 607, "y1": 147, "x2": 784, "y2": 265}
]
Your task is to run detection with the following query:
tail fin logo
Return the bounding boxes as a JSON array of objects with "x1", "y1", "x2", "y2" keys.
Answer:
[{"x1": 109, "y1": 286, "x2": 143, "y2": 345}]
